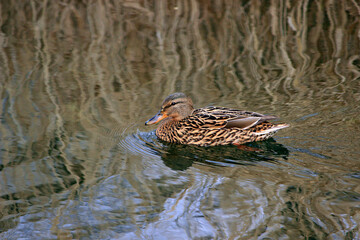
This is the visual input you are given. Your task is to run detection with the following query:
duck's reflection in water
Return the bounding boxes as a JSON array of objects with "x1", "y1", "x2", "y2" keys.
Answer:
[{"x1": 133, "y1": 131, "x2": 289, "y2": 171}]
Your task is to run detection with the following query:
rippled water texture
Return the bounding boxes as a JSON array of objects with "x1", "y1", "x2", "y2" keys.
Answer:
[{"x1": 1, "y1": 1, "x2": 360, "y2": 239}]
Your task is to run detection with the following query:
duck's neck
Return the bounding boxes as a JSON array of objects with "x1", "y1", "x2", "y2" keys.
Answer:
[
  {"x1": 156, "y1": 118, "x2": 180, "y2": 141},
  {"x1": 158, "y1": 118, "x2": 179, "y2": 130}
]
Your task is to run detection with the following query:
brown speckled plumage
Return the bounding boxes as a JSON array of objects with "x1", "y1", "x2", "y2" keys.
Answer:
[{"x1": 145, "y1": 93, "x2": 289, "y2": 147}]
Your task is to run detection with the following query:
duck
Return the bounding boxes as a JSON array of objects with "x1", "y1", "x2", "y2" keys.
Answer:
[{"x1": 145, "y1": 92, "x2": 289, "y2": 147}]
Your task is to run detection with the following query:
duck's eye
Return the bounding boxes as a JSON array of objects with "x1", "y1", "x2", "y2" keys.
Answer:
[{"x1": 164, "y1": 101, "x2": 181, "y2": 110}]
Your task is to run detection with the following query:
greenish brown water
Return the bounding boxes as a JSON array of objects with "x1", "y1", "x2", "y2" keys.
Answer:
[{"x1": 1, "y1": 1, "x2": 360, "y2": 239}]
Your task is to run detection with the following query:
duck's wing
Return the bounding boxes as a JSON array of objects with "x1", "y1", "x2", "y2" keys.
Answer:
[{"x1": 190, "y1": 106, "x2": 277, "y2": 130}]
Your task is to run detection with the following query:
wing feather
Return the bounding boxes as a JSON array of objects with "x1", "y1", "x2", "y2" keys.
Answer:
[{"x1": 188, "y1": 107, "x2": 278, "y2": 130}]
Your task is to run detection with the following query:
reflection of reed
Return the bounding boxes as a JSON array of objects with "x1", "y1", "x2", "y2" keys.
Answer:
[{"x1": 1, "y1": 1, "x2": 359, "y2": 107}]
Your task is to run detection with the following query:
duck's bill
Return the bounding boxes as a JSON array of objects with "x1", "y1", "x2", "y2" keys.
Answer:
[{"x1": 145, "y1": 112, "x2": 167, "y2": 125}]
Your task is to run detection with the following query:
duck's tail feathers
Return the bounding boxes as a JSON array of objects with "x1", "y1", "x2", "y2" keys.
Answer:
[{"x1": 254, "y1": 123, "x2": 289, "y2": 135}]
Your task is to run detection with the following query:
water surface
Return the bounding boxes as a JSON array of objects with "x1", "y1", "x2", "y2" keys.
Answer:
[{"x1": 1, "y1": 1, "x2": 360, "y2": 239}]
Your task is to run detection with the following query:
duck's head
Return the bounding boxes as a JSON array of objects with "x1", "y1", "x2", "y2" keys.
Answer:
[{"x1": 145, "y1": 92, "x2": 194, "y2": 125}]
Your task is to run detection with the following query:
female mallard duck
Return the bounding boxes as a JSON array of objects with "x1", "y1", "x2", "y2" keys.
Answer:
[{"x1": 145, "y1": 93, "x2": 289, "y2": 147}]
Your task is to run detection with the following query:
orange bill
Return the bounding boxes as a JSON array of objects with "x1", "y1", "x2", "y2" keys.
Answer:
[{"x1": 145, "y1": 111, "x2": 168, "y2": 125}]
